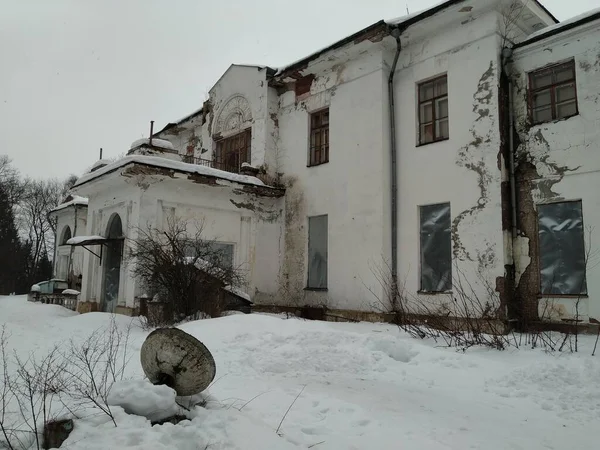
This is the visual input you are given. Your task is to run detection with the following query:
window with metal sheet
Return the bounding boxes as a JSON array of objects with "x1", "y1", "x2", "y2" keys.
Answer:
[
  {"x1": 538, "y1": 201, "x2": 587, "y2": 295},
  {"x1": 529, "y1": 60, "x2": 578, "y2": 124},
  {"x1": 307, "y1": 215, "x2": 328, "y2": 289},
  {"x1": 419, "y1": 203, "x2": 452, "y2": 292}
]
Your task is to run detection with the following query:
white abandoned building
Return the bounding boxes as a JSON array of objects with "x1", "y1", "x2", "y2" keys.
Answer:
[{"x1": 53, "y1": 0, "x2": 600, "y2": 327}]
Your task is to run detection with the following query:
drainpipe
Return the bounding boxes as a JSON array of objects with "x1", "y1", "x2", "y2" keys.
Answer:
[
  {"x1": 388, "y1": 26, "x2": 402, "y2": 295},
  {"x1": 501, "y1": 47, "x2": 518, "y2": 240}
]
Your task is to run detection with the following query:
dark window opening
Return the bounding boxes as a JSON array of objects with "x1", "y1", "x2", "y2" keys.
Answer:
[
  {"x1": 538, "y1": 201, "x2": 587, "y2": 295},
  {"x1": 214, "y1": 129, "x2": 251, "y2": 174},
  {"x1": 420, "y1": 203, "x2": 452, "y2": 292},
  {"x1": 307, "y1": 215, "x2": 328, "y2": 289},
  {"x1": 418, "y1": 75, "x2": 449, "y2": 145},
  {"x1": 61, "y1": 226, "x2": 72, "y2": 245},
  {"x1": 529, "y1": 60, "x2": 578, "y2": 124},
  {"x1": 309, "y1": 109, "x2": 329, "y2": 166}
]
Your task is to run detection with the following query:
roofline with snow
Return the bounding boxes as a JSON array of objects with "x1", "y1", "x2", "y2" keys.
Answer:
[
  {"x1": 514, "y1": 10, "x2": 600, "y2": 48},
  {"x1": 49, "y1": 200, "x2": 88, "y2": 216},
  {"x1": 73, "y1": 158, "x2": 285, "y2": 196}
]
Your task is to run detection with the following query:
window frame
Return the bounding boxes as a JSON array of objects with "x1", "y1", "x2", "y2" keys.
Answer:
[
  {"x1": 418, "y1": 202, "x2": 452, "y2": 294},
  {"x1": 528, "y1": 59, "x2": 578, "y2": 125},
  {"x1": 536, "y1": 200, "x2": 587, "y2": 297},
  {"x1": 417, "y1": 74, "x2": 449, "y2": 146},
  {"x1": 214, "y1": 129, "x2": 251, "y2": 173},
  {"x1": 306, "y1": 214, "x2": 328, "y2": 290},
  {"x1": 308, "y1": 108, "x2": 330, "y2": 167}
]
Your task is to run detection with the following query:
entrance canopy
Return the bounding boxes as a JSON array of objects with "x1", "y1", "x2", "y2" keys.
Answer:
[{"x1": 66, "y1": 235, "x2": 124, "y2": 262}]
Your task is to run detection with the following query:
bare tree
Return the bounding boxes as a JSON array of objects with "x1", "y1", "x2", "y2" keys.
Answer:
[
  {"x1": 17, "y1": 179, "x2": 64, "y2": 284},
  {"x1": 0, "y1": 156, "x2": 27, "y2": 209},
  {"x1": 128, "y1": 216, "x2": 245, "y2": 323}
]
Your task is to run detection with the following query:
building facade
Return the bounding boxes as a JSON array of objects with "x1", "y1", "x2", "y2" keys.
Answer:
[{"x1": 61, "y1": 0, "x2": 600, "y2": 326}]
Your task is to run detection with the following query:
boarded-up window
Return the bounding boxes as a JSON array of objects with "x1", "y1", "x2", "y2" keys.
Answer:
[
  {"x1": 418, "y1": 75, "x2": 449, "y2": 145},
  {"x1": 529, "y1": 60, "x2": 577, "y2": 124},
  {"x1": 309, "y1": 109, "x2": 329, "y2": 166},
  {"x1": 308, "y1": 215, "x2": 328, "y2": 289},
  {"x1": 420, "y1": 203, "x2": 452, "y2": 292},
  {"x1": 538, "y1": 201, "x2": 587, "y2": 295}
]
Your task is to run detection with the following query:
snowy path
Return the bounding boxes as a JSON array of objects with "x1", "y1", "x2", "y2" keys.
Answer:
[{"x1": 1, "y1": 296, "x2": 599, "y2": 449}]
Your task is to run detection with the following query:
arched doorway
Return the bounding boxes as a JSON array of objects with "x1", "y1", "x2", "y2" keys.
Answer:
[{"x1": 102, "y1": 214, "x2": 123, "y2": 313}]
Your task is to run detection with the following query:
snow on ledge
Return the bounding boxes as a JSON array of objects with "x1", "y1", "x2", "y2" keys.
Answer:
[
  {"x1": 73, "y1": 155, "x2": 268, "y2": 188},
  {"x1": 224, "y1": 285, "x2": 251, "y2": 302},
  {"x1": 30, "y1": 284, "x2": 41, "y2": 293},
  {"x1": 66, "y1": 235, "x2": 106, "y2": 245},
  {"x1": 62, "y1": 289, "x2": 80, "y2": 295},
  {"x1": 50, "y1": 195, "x2": 89, "y2": 214},
  {"x1": 130, "y1": 138, "x2": 174, "y2": 151}
]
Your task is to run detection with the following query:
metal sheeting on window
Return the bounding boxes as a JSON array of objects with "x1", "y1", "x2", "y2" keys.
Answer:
[
  {"x1": 538, "y1": 201, "x2": 587, "y2": 295},
  {"x1": 308, "y1": 215, "x2": 328, "y2": 289},
  {"x1": 420, "y1": 203, "x2": 452, "y2": 292}
]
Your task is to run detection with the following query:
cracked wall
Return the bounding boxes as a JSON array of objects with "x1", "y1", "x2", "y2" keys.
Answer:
[
  {"x1": 394, "y1": 11, "x2": 506, "y2": 318},
  {"x1": 511, "y1": 23, "x2": 600, "y2": 322}
]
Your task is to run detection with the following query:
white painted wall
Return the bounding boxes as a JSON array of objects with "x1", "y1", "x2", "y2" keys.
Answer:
[
  {"x1": 512, "y1": 18, "x2": 600, "y2": 321},
  {"x1": 53, "y1": 207, "x2": 87, "y2": 284},
  {"x1": 393, "y1": 10, "x2": 506, "y2": 316},
  {"x1": 74, "y1": 164, "x2": 283, "y2": 309},
  {"x1": 276, "y1": 50, "x2": 389, "y2": 311},
  {"x1": 77, "y1": 175, "x2": 141, "y2": 310}
]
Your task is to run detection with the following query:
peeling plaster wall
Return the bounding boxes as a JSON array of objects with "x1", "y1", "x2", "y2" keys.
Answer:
[
  {"x1": 512, "y1": 21, "x2": 600, "y2": 322},
  {"x1": 276, "y1": 49, "x2": 389, "y2": 310},
  {"x1": 75, "y1": 167, "x2": 283, "y2": 309},
  {"x1": 394, "y1": 11, "x2": 506, "y2": 316},
  {"x1": 137, "y1": 174, "x2": 283, "y2": 302}
]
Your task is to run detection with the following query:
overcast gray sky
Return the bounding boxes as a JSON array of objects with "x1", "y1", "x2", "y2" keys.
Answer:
[{"x1": 1, "y1": 0, "x2": 596, "y2": 179}]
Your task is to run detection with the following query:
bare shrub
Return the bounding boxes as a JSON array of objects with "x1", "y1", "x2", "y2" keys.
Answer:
[
  {"x1": 1, "y1": 327, "x2": 71, "y2": 450},
  {"x1": 368, "y1": 259, "x2": 513, "y2": 351},
  {"x1": 62, "y1": 315, "x2": 133, "y2": 427},
  {"x1": 0, "y1": 318, "x2": 132, "y2": 449},
  {"x1": 128, "y1": 216, "x2": 245, "y2": 324}
]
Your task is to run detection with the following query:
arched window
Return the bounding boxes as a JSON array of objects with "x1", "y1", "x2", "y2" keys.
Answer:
[{"x1": 61, "y1": 226, "x2": 72, "y2": 245}]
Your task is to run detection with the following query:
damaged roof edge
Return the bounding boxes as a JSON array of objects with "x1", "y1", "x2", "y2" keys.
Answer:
[
  {"x1": 73, "y1": 158, "x2": 285, "y2": 195},
  {"x1": 275, "y1": 20, "x2": 388, "y2": 78},
  {"x1": 514, "y1": 10, "x2": 600, "y2": 48},
  {"x1": 275, "y1": 0, "x2": 558, "y2": 79}
]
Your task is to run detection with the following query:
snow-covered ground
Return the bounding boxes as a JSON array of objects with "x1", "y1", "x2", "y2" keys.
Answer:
[{"x1": 1, "y1": 295, "x2": 599, "y2": 449}]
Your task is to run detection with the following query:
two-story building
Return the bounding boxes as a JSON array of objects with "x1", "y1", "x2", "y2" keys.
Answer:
[{"x1": 61, "y1": 0, "x2": 600, "y2": 328}]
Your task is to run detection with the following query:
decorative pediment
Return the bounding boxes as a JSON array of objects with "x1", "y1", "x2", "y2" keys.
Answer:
[{"x1": 214, "y1": 95, "x2": 252, "y2": 136}]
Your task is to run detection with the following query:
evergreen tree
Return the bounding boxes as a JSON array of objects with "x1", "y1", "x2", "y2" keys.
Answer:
[{"x1": 0, "y1": 182, "x2": 23, "y2": 294}]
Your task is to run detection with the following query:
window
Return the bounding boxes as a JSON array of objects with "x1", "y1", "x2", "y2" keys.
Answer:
[
  {"x1": 419, "y1": 203, "x2": 451, "y2": 292},
  {"x1": 538, "y1": 201, "x2": 587, "y2": 295},
  {"x1": 184, "y1": 241, "x2": 234, "y2": 269},
  {"x1": 529, "y1": 60, "x2": 577, "y2": 124},
  {"x1": 309, "y1": 109, "x2": 329, "y2": 166},
  {"x1": 215, "y1": 129, "x2": 251, "y2": 173},
  {"x1": 307, "y1": 215, "x2": 328, "y2": 289},
  {"x1": 61, "y1": 226, "x2": 72, "y2": 245},
  {"x1": 418, "y1": 75, "x2": 449, "y2": 145}
]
